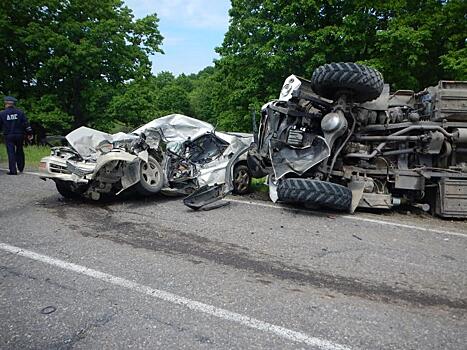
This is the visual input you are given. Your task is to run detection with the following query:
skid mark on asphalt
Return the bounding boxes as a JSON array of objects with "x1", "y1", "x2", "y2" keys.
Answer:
[
  {"x1": 52, "y1": 205, "x2": 466, "y2": 310},
  {"x1": 0, "y1": 242, "x2": 350, "y2": 350},
  {"x1": 225, "y1": 198, "x2": 467, "y2": 239}
]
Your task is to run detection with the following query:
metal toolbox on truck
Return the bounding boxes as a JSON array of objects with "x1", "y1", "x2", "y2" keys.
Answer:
[
  {"x1": 436, "y1": 178, "x2": 467, "y2": 218},
  {"x1": 430, "y1": 81, "x2": 467, "y2": 122}
]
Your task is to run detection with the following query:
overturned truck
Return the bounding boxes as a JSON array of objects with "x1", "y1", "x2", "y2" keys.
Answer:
[{"x1": 248, "y1": 62, "x2": 467, "y2": 218}]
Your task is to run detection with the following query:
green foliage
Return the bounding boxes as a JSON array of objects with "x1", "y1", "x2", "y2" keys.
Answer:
[
  {"x1": 0, "y1": 0, "x2": 163, "y2": 132},
  {"x1": 23, "y1": 95, "x2": 73, "y2": 134},
  {"x1": 106, "y1": 72, "x2": 194, "y2": 130},
  {"x1": 0, "y1": 144, "x2": 50, "y2": 167},
  {"x1": 107, "y1": 76, "x2": 159, "y2": 128},
  {"x1": 441, "y1": 48, "x2": 467, "y2": 80},
  {"x1": 188, "y1": 67, "x2": 222, "y2": 126},
  {"x1": 155, "y1": 84, "x2": 192, "y2": 116},
  {"x1": 209, "y1": 0, "x2": 467, "y2": 131}
]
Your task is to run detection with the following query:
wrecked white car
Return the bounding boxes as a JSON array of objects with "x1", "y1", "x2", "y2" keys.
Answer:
[{"x1": 39, "y1": 114, "x2": 253, "y2": 208}]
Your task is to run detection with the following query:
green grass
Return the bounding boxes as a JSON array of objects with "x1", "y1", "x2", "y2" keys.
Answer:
[
  {"x1": 0, "y1": 144, "x2": 51, "y2": 168},
  {"x1": 251, "y1": 177, "x2": 268, "y2": 193}
]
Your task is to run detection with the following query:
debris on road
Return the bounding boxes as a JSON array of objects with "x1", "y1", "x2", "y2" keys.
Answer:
[{"x1": 40, "y1": 306, "x2": 57, "y2": 315}]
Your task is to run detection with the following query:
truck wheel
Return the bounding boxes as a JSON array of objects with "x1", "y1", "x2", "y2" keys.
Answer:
[
  {"x1": 134, "y1": 156, "x2": 164, "y2": 196},
  {"x1": 55, "y1": 180, "x2": 87, "y2": 199},
  {"x1": 311, "y1": 62, "x2": 384, "y2": 102},
  {"x1": 277, "y1": 178, "x2": 351, "y2": 211},
  {"x1": 232, "y1": 164, "x2": 252, "y2": 195}
]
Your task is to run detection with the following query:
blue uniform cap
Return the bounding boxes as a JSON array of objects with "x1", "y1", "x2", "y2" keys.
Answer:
[{"x1": 4, "y1": 96, "x2": 18, "y2": 103}]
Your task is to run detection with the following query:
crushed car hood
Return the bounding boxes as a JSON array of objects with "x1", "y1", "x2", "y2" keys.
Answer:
[
  {"x1": 66, "y1": 114, "x2": 251, "y2": 161},
  {"x1": 66, "y1": 114, "x2": 211, "y2": 160},
  {"x1": 66, "y1": 127, "x2": 138, "y2": 160},
  {"x1": 134, "y1": 114, "x2": 215, "y2": 143}
]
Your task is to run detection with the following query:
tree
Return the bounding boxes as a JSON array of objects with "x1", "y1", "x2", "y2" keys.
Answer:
[
  {"x1": 107, "y1": 71, "x2": 194, "y2": 129},
  {"x1": 107, "y1": 76, "x2": 160, "y2": 128},
  {"x1": 188, "y1": 67, "x2": 221, "y2": 125},
  {"x1": 155, "y1": 84, "x2": 192, "y2": 117},
  {"x1": 0, "y1": 0, "x2": 163, "y2": 131},
  {"x1": 23, "y1": 95, "x2": 73, "y2": 134},
  {"x1": 212, "y1": 0, "x2": 467, "y2": 131}
]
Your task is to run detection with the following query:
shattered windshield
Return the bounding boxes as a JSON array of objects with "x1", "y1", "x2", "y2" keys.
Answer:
[{"x1": 187, "y1": 134, "x2": 229, "y2": 164}]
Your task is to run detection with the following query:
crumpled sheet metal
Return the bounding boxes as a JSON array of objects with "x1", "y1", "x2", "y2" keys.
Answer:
[
  {"x1": 197, "y1": 158, "x2": 230, "y2": 187},
  {"x1": 196, "y1": 131, "x2": 252, "y2": 187},
  {"x1": 137, "y1": 114, "x2": 251, "y2": 188},
  {"x1": 269, "y1": 136, "x2": 330, "y2": 180},
  {"x1": 64, "y1": 114, "x2": 252, "y2": 198},
  {"x1": 136, "y1": 115, "x2": 252, "y2": 188},
  {"x1": 66, "y1": 127, "x2": 113, "y2": 159},
  {"x1": 134, "y1": 114, "x2": 214, "y2": 143},
  {"x1": 66, "y1": 115, "x2": 249, "y2": 163},
  {"x1": 66, "y1": 127, "x2": 138, "y2": 160}
]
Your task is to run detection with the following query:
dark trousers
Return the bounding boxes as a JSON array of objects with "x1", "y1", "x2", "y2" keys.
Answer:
[{"x1": 5, "y1": 134, "x2": 25, "y2": 174}]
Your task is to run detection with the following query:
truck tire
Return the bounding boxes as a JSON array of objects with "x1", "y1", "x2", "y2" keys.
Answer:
[
  {"x1": 277, "y1": 178, "x2": 351, "y2": 211},
  {"x1": 55, "y1": 180, "x2": 87, "y2": 199},
  {"x1": 134, "y1": 156, "x2": 164, "y2": 196},
  {"x1": 311, "y1": 62, "x2": 384, "y2": 102}
]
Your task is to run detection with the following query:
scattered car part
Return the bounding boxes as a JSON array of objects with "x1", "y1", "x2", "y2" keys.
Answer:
[
  {"x1": 40, "y1": 306, "x2": 57, "y2": 315},
  {"x1": 183, "y1": 185, "x2": 225, "y2": 210}
]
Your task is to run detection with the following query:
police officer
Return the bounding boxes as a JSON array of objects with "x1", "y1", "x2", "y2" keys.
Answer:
[{"x1": 0, "y1": 96, "x2": 33, "y2": 175}]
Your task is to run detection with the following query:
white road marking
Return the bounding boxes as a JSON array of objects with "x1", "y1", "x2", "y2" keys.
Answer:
[
  {"x1": 0, "y1": 242, "x2": 350, "y2": 350},
  {"x1": 226, "y1": 198, "x2": 467, "y2": 239},
  {"x1": 0, "y1": 168, "x2": 41, "y2": 176},
  {"x1": 340, "y1": 215, "x2": 467, "y2": 238}
]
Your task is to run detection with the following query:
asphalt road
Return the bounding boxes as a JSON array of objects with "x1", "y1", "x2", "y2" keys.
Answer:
[{"x1": 0, "y1": 170, "x2": 466, "y2": 349}]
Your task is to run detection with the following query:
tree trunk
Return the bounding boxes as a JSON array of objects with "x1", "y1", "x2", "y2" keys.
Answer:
[{"x1": 71, "y1": 77, "x2": 85, "y2": 128}]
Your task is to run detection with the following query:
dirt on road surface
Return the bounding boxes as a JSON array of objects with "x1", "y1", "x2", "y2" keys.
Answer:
[{"x1": 1, "y1": 169, "x2": 466, "y2": 349}]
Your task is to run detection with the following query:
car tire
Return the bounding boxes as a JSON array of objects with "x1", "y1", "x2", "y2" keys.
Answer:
[
  {"x1": 232, "y1": 164, "x2": 252, "y2": 195},
  {"x1": 311, "y1": 62, "x2": 384, "y2": 102},
  {"x1": 55, "y1": 180, "x2": 87, "y2": 199},
  {"x1": 134, "y1": 155, "x2": 164, "y2": 196},
  {"x1": 277, "y1": 178, "x2": 351, "y2": 211}
]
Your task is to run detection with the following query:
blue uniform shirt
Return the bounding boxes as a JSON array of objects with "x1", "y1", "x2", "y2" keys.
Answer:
[{"x1": 0, "y1": 106, "x2": 32, "y2": 136}]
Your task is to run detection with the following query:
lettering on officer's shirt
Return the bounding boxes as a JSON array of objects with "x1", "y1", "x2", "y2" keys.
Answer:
[{"x1": 6, "y1": 114, "x2": 18, "y2": 121}]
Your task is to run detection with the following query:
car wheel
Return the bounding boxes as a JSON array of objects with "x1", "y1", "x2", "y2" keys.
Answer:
[
  {"x1": 232, "y1": 164, "x2": 252, "y2": 195},
  {"x1": 277, "y1": 178, "x2": 351, "y2": 211},
  {"x1": 311, "y1": 62, "x2": 384, "y2": 102},
  {"x1": 55, "y1": 180, "x2": 87, "y2": 199},
  {"x1": 134, "y1": 155, "x2": 164, "y2": 196}
]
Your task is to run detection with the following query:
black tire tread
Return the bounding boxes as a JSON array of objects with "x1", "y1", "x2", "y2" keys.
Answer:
[
  {"x1": 55, "y1": 180, "x2": 84, "y2": 199},
  {"x1": 277, "y1": 178, "x2": 351, "y2": 211},
  {"x1": 311, "y1": 62, "x2": 383, "y2": 102}
]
